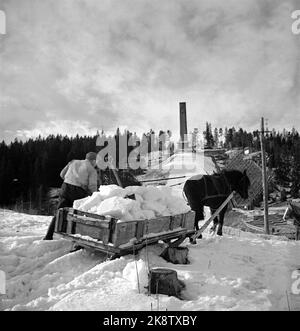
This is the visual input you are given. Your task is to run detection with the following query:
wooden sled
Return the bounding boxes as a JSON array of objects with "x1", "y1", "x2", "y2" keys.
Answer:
[{"x1": 54, "y1": 208, "x2": 195, "y2": 259}]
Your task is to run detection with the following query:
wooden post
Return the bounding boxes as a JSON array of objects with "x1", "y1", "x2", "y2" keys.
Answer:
[
  {"x1": 149, "y1": 268, "x2": 185, "y2": 299},
  {"x1": 260, "y1": 117, "x2": 269, "y2": 234}
]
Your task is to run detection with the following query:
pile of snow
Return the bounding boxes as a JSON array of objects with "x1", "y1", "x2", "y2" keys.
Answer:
[
  {"x1": 73, "y1": 185, "x2": 191, "y2": 221},
  {"x1": 1, "y1": 209, "x2": 300, "y2": 311}
]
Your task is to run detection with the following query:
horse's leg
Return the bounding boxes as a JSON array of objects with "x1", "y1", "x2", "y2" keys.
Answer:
[
  {"x1": 216, "y1": 205, "x2": 228, "y2": 236},
  {"x1": 194, "y1": 207, "x2": 204, "y2": 231},
  {"x1": 189, "y1": 206, "x2": 204, "y2": 243},
  {"x1": 210, "y1": 208, "x2": 218, "y2": 233}
]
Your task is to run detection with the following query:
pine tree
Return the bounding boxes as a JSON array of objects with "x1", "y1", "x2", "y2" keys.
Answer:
[
  {"x1": 213, "y1": 128, "x2": 219, "y2": 148},
  {"x1": 204, "y1": 122, "x2": 214, "y2": 148},
  {"x1": 274, "y1": 154, "x2": 292, "y2": 187}
]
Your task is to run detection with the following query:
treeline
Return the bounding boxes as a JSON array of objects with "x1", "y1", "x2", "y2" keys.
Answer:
[
  {"x1": 0, "y1": 134, "x2": 97, "y2": 209},
  {"x1": 203, "y1": 124, "x2": 300, "y2": 196},
  {"x1": 0, "y1": 129, "x2": 173, "y2": 211},
  {"x1": 0, "y1": 126, "x2": 299, "y2": 212}
]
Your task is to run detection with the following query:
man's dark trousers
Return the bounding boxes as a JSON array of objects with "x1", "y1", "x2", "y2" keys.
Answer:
[{"x1": 44, "y1": 183, "x2": 88, "y2": 240}]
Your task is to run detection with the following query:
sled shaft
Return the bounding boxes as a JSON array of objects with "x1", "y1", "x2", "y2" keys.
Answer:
[{"x1": 192, "y1": 191, "x2": 235, "y2": 240}]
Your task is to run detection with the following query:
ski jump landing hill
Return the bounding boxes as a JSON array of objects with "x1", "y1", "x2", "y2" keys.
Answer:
[{"x1": 139, "y1": 150, "x2": 218, "y2": 188}]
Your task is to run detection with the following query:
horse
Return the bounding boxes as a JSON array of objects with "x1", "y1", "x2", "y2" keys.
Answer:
[{"x1": 183, "y1": 169, "x2": 251, "y2": 236}]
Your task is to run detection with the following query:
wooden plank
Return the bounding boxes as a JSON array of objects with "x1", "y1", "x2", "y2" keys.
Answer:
[
  {"x1": 135, "y1": 220, "x2": 145, "y2": 240},
  {"x1": 75, "y1": 223, "x2": 110, "y2": 244},
  {"x1": 55, "y1": 208, "x2": 69, "y2": 233},
  {"x1": 171, "y1": 214, "x2": 183, "y2": 230},
  {"x1": 66, "y1": 214, "x2": 110, "y2": 229},
  {"x1": 108, "y1": 218, "x2": 116, "y2": 243},
  {"x1": 66, "y1": 218, "x2": 74, "y2": 234},
  {"x1": 242, "y1": 221, "x2": 265, "y2": 233},
  {"x1": 111, "y1": 221, "x2": 138, "y2": 246},
  {"x1": 145, "y1": 216, "x2": 171, "y2": 235},
  {"x1": 54, "y1": 209, "x2": 63, "y2": 233},
  {"x1": 169, "y1": 216, "x2": 175, "y2": 231},
  {"x1": 182, "y1": 211, "x2": 195, "y2": 230},
  {"x1": 71, "y1": 208, "x2": 111, "y2": 221}
]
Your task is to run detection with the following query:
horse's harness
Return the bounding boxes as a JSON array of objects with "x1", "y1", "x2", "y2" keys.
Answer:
[{"x1": 200, "y1": 173, "x2": 232, "y2": 202}]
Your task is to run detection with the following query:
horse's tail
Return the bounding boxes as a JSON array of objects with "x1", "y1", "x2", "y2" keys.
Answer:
[{"x1": 182, "y1": 181, "x2": 188, "y2": 203}]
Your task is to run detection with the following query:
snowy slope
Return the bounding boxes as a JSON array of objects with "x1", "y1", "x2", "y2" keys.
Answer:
[{"x1": 1, "y1": 208, "x2": 299, "y2": 311}]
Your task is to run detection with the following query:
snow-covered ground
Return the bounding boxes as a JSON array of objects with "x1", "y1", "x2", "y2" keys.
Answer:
[{"x1": 1, "y1": 208, "x2": 299, "y2": 311}]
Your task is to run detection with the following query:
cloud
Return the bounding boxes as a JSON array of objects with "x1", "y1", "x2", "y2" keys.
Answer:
[{"x1": 0, "y1": 0, "x2": 300, "y2": 142}]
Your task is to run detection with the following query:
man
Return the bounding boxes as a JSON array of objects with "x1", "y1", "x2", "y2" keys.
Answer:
[
  {"x1": 43, "y1": 152, "x2": 98, "y2": 240},
  {"x1": 283, "y1": 200, "x2": 300, "y2": 240}
]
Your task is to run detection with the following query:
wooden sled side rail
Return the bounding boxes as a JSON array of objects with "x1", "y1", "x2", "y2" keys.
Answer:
[{"x1": 191, "y1": 191, "x2": 235, "y2": 241}]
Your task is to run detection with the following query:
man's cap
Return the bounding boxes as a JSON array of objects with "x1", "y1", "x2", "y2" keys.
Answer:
[{"x1": 85, "y1": 152, "x2": 97, "y2": 161}]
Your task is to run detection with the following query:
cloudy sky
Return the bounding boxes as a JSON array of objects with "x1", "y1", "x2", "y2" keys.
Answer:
[{"x1": 1, "y1": 0, "x2": 300, "y2": 142}]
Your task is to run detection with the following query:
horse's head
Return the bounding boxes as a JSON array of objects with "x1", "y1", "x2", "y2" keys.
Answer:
[
  {"x1": 224, "y1": 169, "x2": 250, "y2": 199},
  {"x1": 236, "y1": 170, "x2": 250, "y2": 200}
]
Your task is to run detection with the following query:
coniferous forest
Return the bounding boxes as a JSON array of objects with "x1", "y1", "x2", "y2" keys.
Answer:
[{"x1": 0, "y1": 126, "x2": 299, "y2": 214}]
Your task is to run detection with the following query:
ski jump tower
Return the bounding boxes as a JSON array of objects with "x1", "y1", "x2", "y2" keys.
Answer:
[{"x1": 178, "y1": 102, "x2": 189, "y2": 151}]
